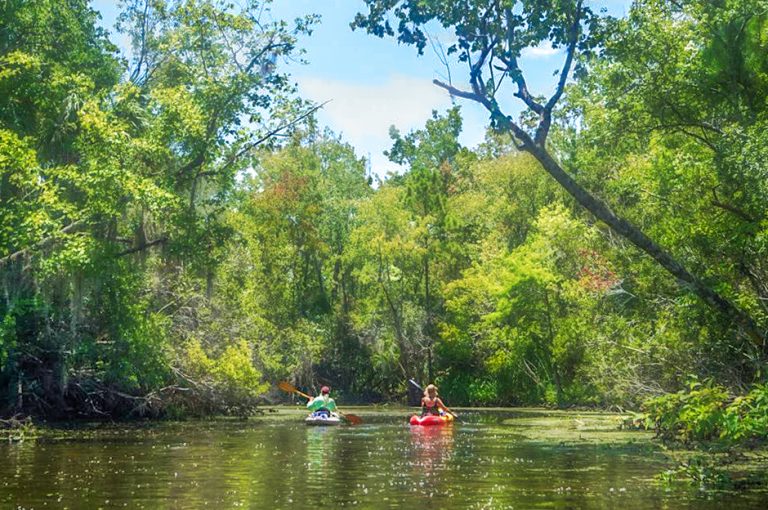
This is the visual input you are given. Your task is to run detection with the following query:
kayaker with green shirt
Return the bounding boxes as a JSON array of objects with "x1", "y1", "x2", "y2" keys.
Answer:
[{"x1": 307, "y1": 386, "x2": 337, "y2": 417}]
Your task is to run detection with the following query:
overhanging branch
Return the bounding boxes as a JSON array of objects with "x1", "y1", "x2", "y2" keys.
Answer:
[
  {"x1": 117, "y1": 236, "x2": 168, "y2": 257},
  {"x1": 218, "y1": 100, "x2": 330, "y2": 174},
  {"x1": 432, "y1": 79, "x2": 483, "y2": 102},
  {"x1": 433, "y1": 78, "x2": 533, "y2": 150},
  {"x1": 0, "y1": 220, "x2": 87, "y2": 267},
  {"x1": 501, "y1": 55, "x2": 545, "y2": 114}
]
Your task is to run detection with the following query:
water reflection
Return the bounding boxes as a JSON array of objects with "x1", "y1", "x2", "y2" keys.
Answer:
[
  {"x1": 305, "y1": 425, "x2": 336, "y2": 483},
  {"x1": 408, "y1": 424, "x2": 455, "y2": 480},
  {"x1": 304, "y1": 424, "x2": 347, "y2": 507}
]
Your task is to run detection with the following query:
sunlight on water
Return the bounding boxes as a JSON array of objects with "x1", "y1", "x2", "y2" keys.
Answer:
[{"x1": 2, "y1": 408, "x2": 767, "y2": 509}]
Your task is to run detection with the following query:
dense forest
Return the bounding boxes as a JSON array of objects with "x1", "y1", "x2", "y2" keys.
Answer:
[{"x1": 1, "y1": 0, "x2": 767, "y2": 439}]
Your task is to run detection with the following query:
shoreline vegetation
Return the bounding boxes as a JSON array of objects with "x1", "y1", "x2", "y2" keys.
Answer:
[{"x1": 2, "y1": 0, "x2": 768, "y2": 496}]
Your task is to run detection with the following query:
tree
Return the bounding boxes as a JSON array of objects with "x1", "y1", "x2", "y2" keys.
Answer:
[
  {"x1": 213, "y1": 128, "x2": 373, "y2": 395},
  {"x1": 352, "y1": 0, "x2": 766, "y2": 351},
  {"x1": 387, "y1": 108, "x2": 474, "y2": 380},
  {"x1": 0, "y1": 0, "x2": 316, "y2": 417},
  {"x1": 575, "y1": 0, "x2": 768, "y2": 331},
  {"x1": 444, "y1": 204, "x2": 599, "y2": 405}
]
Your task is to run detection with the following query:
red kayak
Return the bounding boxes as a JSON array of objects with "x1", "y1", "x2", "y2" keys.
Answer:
[{"x1": 409, "y1": 413, "x2": 454, "y2": 426}]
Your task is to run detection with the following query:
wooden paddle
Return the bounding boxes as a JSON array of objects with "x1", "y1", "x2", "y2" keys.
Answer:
[
  {"x1": 408, "y1": 378, "x2": 459, "y2": 419},
  {"x1": 278, "y1": 381, "x2": 362, "y2": 425}
]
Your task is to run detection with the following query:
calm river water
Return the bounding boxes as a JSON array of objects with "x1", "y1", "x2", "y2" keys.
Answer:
[{"x1": 2, "y1": 408, "x2": 767, "y2": 509}]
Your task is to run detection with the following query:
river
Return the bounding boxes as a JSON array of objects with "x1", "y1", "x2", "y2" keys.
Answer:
[{"x1": 2, "y1": 408, "x2": 766, "y2": 508}]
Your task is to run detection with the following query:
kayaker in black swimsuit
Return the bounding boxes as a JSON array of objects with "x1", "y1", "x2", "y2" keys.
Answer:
[{"x1": 421, "y1": 384, "x2": 448, "y2": 416}]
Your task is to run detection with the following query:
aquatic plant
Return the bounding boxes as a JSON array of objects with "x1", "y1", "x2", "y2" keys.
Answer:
[{"x1": 0, "y1": 414, "x2": 36, "y2": 442}]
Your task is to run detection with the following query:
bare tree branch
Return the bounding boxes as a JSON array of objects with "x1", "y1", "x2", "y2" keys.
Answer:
[
  {"x1": 535, "y1": 0, "x2": 583, "y2": 145},
  {"x1": 129, "y1": 0, "x2": 151, "y2": 84},
  {"x1": 0, "y1": 220, "x2": 86, "y2": 267},
  {"x1": 501, "y1": 55, "x2": 546, "y2": 114},
  {"x1": 470, "y1": 37, "x2": 495, "y2": 98},
  {"x1": 116, "y1": 236, "x2": 168, "y2": 257},
  {"x1": 427, "y1": 32, "x2": 452, "y2": 85},
  {"x1": 433, "y1": 78, "x2": 533, "y2": 150},
  {"x1": 711, "y1": 189, "x2": 757, "y2": 223},
  {"x1": 218, "y1": 100, "x2": 330, "y2": 174},
  {"x1": 432, "y1": 79, "x2": 483, "y2": 103}
]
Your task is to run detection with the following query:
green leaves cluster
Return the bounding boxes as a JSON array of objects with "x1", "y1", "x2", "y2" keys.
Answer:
[
  {"x1": 643, "y1": 379, "x2": 768, "y2": 444},
  {"x1": 350, "y1": 0, "x2": 768, "y2": 413}
]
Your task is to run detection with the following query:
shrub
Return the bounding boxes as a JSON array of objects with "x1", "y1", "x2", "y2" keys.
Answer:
[
  {"x1": 643, "y1": 379, "x2": 768, "y2": 445},
  {"x1": 178, "y1": 339, "x2": 269, "y2": 416},
  {"x1": 643, "y1": 379, "x2": 728, "y2": 442},
  {"x1": 721, "y1": 384, "x2": 768, "y2": 443}
]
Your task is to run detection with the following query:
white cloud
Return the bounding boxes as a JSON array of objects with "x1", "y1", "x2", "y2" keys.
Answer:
[
  {"x1": 297, "y1": 75, "x2": 456, "y2": 176},
  {"x1": 300, "y1": 74, "x2": 452, "y2": 137},
  {"x1": 521, "y1": 42, "x2": 561, "y2": 58}
]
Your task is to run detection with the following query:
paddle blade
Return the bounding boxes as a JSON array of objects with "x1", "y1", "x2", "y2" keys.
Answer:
[
  {"x1": 278, "y1": 381, "x2": 312, "y2": 400},
  {"x1": 277, "y1": 381, "x2": 297, "y2": 394},
  {"x1": 408, "y1": 378, "x2": 423, "y2": 392},
  {"x1": 342, "y1": 413, "x2": 363, "y2": 425}
]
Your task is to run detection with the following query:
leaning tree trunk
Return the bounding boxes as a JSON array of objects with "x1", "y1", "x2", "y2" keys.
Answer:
[
  {"x1": 421, "y1": 0, "x2": 767, "y2": 356},
  {"x1": 525, "y1": 143, "x2": 766, "y2": 352}
]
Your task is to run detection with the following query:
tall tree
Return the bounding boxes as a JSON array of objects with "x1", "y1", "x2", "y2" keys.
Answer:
[{"x1": 388, "y1": 108, "x2": 470, "y2": 380}]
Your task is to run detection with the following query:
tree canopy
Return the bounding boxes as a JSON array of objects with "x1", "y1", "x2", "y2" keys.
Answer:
[{"x1": 1, "y1": 0, "x2": 767, "y2": 423}]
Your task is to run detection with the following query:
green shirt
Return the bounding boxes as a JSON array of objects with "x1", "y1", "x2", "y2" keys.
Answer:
[{"x1": 307, "y1": 395, "x2": 337, "y2": 412}]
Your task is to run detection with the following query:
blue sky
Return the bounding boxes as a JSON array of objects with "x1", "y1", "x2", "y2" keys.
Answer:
[{"x1": 91, "y1": 0, "x2": 631, "y2": 176}]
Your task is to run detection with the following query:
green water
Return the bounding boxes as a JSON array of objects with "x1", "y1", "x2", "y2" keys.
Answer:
[{"x1": 2, "y1": 408, "x2": 767, "y2": 509}]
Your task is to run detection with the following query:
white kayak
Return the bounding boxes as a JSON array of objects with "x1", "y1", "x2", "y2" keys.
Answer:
[{"x1": 305, "y1": 412, "x2": 342, "y2": 426}]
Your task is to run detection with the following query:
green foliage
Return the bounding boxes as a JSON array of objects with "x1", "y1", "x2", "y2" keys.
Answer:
[
  {"x1": 352, "y1": 0, "x2": 600, "y2": 65},
  {"x1": 440, "y1": 201, "x2": 602, "y2": 405},
  {"x1": 643, "y1": 380, "x2": 768, "y2": 444},
  {"x1": 644, "y1": 379, "x2": 730, "y2": 442},
  {"x1": 658, "y1": 456, "x2": 734, "y2": 491},
  {"x1": 721, "y1": 384, "x2": 768, "y2": 443},
  {"x1": 180, "y1": 338, "x2": 269, "y2": 415},
  {"x1": 0, "y1": 308, "x2": 17, "y2": 383},
  {"x1": 438, "y1": 372, "x2": 499, "y2": 406},
  {"x1": 0, "y1": 0, "x2": 314, "y2": 418},
  {"x1": 0, "y1": 415, "x2": 36, "y2": 442},
  {"x1": 352, "y1": 0, "x2": 768, "y2": 410}
]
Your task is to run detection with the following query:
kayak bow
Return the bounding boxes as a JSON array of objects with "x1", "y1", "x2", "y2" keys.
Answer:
[{"x1": 305, "y1": 412, "x2": 342, "y2": 426}]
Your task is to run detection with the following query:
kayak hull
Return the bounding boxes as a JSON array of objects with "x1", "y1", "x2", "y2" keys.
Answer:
[
  {"x1": 305, "y1": 413, "x2": 342, "y2": 426},
  {"x1": 409, "y1": 413, "x2": 454, "y2": 426}
]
